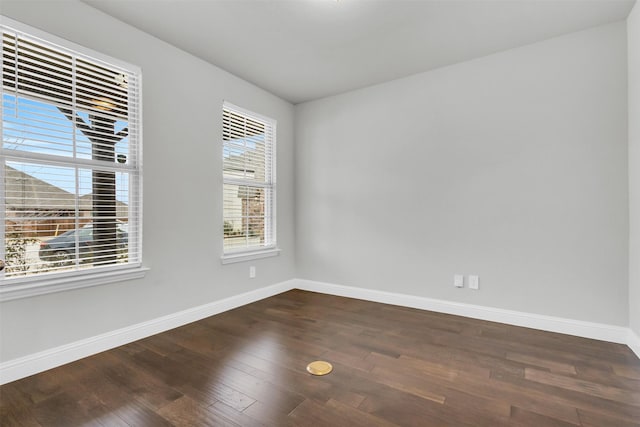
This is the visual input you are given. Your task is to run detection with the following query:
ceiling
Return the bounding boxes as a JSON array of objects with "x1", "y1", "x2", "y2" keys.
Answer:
[{"x1": 83, "y1": 0, "x2": 636, "y2": 104}]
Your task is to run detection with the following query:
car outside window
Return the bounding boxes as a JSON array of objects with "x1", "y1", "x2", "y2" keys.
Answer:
[{"x1": 0, "y1": 16, "x2": 144, "y2": 300}]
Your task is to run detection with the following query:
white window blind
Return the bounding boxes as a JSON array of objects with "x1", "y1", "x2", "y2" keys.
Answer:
[
  {"x1": 222, "y1": 102, "x2": 276, "y2": 254},
  {"x1": 1, "y1": 17, "x2": 142, "y2": 284}
]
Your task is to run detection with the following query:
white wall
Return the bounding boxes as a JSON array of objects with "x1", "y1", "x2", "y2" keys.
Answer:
[
  {"x1": 0, "y1": 1, "x2": 296, "y2": 362},
  {"x1": 295, "y1": 22, "x2": 629, "y2": 325},
  {"x1": 629, "y1": 2, "x2": 640, "y2": 336}
]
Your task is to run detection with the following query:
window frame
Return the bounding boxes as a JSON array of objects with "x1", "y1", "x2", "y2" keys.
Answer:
[
  {"x1": 0, "y1": 16, "x2": 146, "y2": 301},
  {"x1": 221, "y1": 101, "x2": 279, "y2": 264}
]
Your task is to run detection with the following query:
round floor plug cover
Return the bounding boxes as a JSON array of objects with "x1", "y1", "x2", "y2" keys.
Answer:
[{"x1": 306, "y1": 361, "x2": 333, "y2": 376}]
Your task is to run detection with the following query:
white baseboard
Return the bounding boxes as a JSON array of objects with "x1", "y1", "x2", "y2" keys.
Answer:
[
  {"x1": 293, "y1": 279, "x2": 633, "y2": 347},
  {"x1": 0, "y1": 279, "x2": 295, "y2": 385},
  {"x1": 3, "y1": 278, "x2": 638, "y2": 385},
  {"x1": 629, "y1": 329, "x2": 640, "y2": 359}
]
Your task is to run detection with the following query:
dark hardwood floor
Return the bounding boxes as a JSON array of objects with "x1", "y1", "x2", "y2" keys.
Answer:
[{"x1": 1, "y1": 289, "x2": 640, "y2": 426}]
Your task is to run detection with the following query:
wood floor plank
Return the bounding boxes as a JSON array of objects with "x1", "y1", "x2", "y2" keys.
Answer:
[
  {"x1": 209, "y1": 400, "x2": 270, "y2": 427},
  {"x1": 358, "y1": 393, "x2": 457, "y2": 427},
  {"x1": 0, "y1": 382, "x2": 35, "y2": 414},
  {"x1": 328, "y1": 389, "x2": 366, "y2": 408},
  {"x1": 366, "y1": 347, "x2": 581, "y2": 425},
  {"x1": 574, "y1": 363, "x2": 640, "y2": 391},
  {"x1": 30, "y1": 391, "x2": 108, "y2": 427},
  {"x1": 614, "y1": 363, "x2": 640, "y2": 380},
  {"x1": 1, "y1": 290, "x2": 639, "y2": 426},
  {"x1": 289, "y1": 398, "x2": 397, "y2": 427},
  {"x1": 95, "y1": 350, "x2": 184, "y2": 410},
  {"x1": 509, "y1": 406, "x2": 580, "y2": 427},
  {"x1": 67, "y1": 359, "x2": 176, "y2": 427},
  {"x1": 242, "y1": 399, "x2": 298, "y2": 426},
  {"x1": 524, "y1": 367, "x2": 640, "y2": 406},
  {"x1": 506, "y1": 352, "x2": 578, "y2": 375},
  {"x1": 224, "y1": 350, "x2": 334, "y2": 402},
  {"x1": 442, "y1": 387, "x2": 512, "y2": 420},
  {"x1": 368, "y1": 365, "x2": 447, "y2": 404},
  {"x1": 0, "y1": 403, "x2": 43, "y2": 427},
  {"x1": 393, "y1": 353, "x2": 462, "y2": 380},
  {"x1": 492, "y1": 367, "x2": 640, "y2": 423},
  {"x1": 157, "y1": 395, "x2": 239, "y2": 427},
  {"x1": 577, "y1": 408, "x2": 640, "y2": 427}
]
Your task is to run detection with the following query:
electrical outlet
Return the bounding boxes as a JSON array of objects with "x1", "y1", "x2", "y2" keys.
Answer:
[
  {"x1": 249, "y1": 266, "x2": 256, "y2": 279},
  {"x1": 454, "y1": 274, "x2": 464, "y2": 288},
  {"x1": 469, "y1": 275, "x2": 479, "y2": 290}
]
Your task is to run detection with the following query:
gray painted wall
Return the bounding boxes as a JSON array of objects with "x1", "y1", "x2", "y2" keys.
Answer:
[
  {"x1": 630, "y1": 2, "x2": 640, "y2": 336},
  {"x1": 0, "y1": 0, "x2": 296, "y2": 362},
  {"x1": 295, "y1": 22, "x2": 629, "y2": 325},
  {"x1": 0, "y1": 1, "x2": 634, "y2": 365}
]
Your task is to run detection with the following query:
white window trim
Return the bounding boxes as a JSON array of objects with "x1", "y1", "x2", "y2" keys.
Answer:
[
  {"x1": 0, "y1": 16, "x2": 146, "y2": 297},
  {"x1": 0, "y1": 267, "x2": 149, "y2": 302},
  {"x1": 221, "y1": 101, "x2": 278, "y2": 263},
  {"x1": 220, "y1": 247, "x2": 280, "y2": 265}
]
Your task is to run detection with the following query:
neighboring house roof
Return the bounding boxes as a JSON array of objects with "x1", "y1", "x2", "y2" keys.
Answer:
[
  {"x1": 5, "y1": 165, "x2": 128, "y2": 217},
  {"x1": 78, "y1": 194, "x2": 128, "y2": 218},
  {"x1": 5, "y1": 165, "x2": 75, "y2": 211}
]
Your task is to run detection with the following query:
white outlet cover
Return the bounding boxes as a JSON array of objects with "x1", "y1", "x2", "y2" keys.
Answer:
[
  {"x1": 454, "y1": 274, "x2": 464, "y2": 288},
  {"x1": 469, "y1": 275, "x2": 479, "y2": 290}
]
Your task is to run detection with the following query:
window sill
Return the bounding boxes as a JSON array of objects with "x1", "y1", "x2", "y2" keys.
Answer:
[
  {"x1": 221, "y1": 248, "x2": 281, "y2": 264},
  {"x1": 0, "y1": 267, "x2": 149, "y2": 302}
]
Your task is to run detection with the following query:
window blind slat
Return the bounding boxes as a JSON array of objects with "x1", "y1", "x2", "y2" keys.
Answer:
[
  {"x1": 222, "y1": 102, "x2": 276, "y2": 254},
  {"x1": 2, "y1": 20, "x2": 142, "y2": 281}
]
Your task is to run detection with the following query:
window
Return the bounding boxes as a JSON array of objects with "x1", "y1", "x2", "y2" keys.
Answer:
[
  {"x1": 222, "y1": 102, "x2": 277, "y2": 262},
  {"x1": 0, "y1": 17, "x2": 143, "y2": 299}
]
